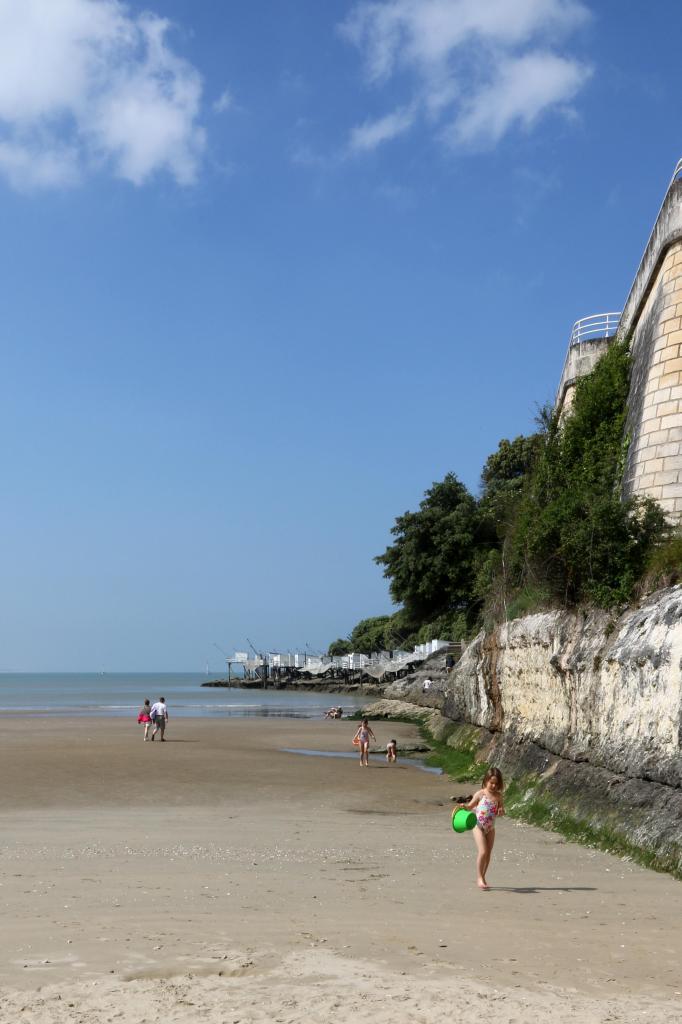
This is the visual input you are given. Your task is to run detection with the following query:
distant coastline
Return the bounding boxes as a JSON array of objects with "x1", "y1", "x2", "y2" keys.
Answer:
[{"x1": 201, "y1": 676, "x2": 384, "y2": 696}]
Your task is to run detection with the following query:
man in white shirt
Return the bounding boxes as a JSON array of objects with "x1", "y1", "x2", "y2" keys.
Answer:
[{"x1": 150, "y1": 698, "x2": 168, "y2": 741}]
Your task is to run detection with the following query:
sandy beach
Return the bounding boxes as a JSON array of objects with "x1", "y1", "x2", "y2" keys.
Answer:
[{"x1": 0, "y1": 716, "x2": 680, "y2": 1023}]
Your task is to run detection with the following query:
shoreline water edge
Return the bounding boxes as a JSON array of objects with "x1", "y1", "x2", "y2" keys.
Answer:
[{"x1": 0, "y1": 672, "x2": 369, "y2": 718}]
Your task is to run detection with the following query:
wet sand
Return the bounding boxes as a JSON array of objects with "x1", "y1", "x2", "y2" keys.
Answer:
[{"x1": 0, "y1": 716, "x2": 680, "y2": 1022}]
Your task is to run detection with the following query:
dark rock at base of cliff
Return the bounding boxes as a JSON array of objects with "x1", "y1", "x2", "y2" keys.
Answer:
[{"x1": 491, "y1": 730, "x2": 682, "y2": 877}]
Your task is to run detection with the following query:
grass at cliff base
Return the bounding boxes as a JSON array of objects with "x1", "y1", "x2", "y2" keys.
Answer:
[{"x1": 502, "y1": 777, "x2": 682, "y2": 880}]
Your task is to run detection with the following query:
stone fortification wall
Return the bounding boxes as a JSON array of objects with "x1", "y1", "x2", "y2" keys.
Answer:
[
  {"x1": 623, "y1": 230, "x2": 682, "y2": 518},
  {"x1": 611, "y1": 170, "x2": 682, "y2": 518},
  {"x1": 552, "y1": 171, "x2": 682, "y2": 519}
]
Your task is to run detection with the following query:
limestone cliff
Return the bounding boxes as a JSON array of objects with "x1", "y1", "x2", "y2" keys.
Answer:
[{"x1": 377, "y1": 586, "x2": 682, "y2": 875}]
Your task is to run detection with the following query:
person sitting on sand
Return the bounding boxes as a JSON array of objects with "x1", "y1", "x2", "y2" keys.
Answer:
[
  {"x1": 138, "y1": 698, "x2": 153, "y2": 741},
  {"x1": 324, "y1": 706, "x2": 340, "y2": 719},
  {"x1": 386, "y1": 739, "x2": 397, "y2": 763},
  {"x1": 353, "y1": 718, "x2": 376, "y2": 767},
  {"x1": 150, "y1": 697, "x2": 168, "y2": 742}
]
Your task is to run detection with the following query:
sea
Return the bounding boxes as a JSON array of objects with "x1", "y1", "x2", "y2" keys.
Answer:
[{"x1": 0, "y1": 673, "x2": 365, "y2": 719}]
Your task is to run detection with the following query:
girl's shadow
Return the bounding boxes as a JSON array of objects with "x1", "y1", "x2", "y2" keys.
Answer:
[{"x1": 488, "y1": 886, "x2": 596, "y2": 894}]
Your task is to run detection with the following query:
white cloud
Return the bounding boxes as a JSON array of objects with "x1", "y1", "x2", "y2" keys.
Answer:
[
  {"x1": 0, "y1": 0, "x2": 205, "y2": 190},
  {"x1": 340, "y1": 0, "x2": 592, "y2": 152},
  {"x1": 454, "y1": 51, "x2": 591, "y2": 146},
  {"x1": 0, "y1": 140, "x2": 80, "y2": 190},
  {"x1": 213, "y1": 89, "x2": 233, "y2": 114},
  {"x1": 349, "y1": 104, "x2": 416, "y2": 152}
]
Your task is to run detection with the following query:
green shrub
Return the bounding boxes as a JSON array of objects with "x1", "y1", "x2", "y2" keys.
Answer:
[
  {"x1": 640, "y1": 530, "x2": 682, "y2": 592},
  {"x1": 505, "y1": 584, "x2": 554, "y2": 621},
  {"x1": 503, "y1": 341, "x2": 667, "y2": 609}
]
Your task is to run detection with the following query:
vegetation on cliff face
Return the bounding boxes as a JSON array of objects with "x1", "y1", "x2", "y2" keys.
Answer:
[
  {"x1": 330, "y1": 340, "x2": 671, "y2": 652},
  {"x1": 328, "y1": 616, "x2": 393, "y2": 657},
  {"x1": 640, "y1": 531, "x2": 682, "y2": 591},
  {"x1": 496, "y1": 341, "x2": 667, "y2": 612}
]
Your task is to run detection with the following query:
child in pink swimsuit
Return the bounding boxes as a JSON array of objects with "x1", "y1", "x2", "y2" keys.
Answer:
[
  {"x1": 353, "y1": 718, "x2": 376, "y2": 767},
  {"x1": 455, "y1": 768, "x2": 505, "y2": 890}
]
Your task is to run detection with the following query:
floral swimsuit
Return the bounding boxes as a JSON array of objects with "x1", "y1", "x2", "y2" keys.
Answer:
[{"x1": 476, "y1": 793, "x2": 499, "y2": 833}]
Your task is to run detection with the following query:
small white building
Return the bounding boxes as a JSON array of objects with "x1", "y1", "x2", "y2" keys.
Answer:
[{"x1": 270, "y1": 653, "x2": 295, "y2": 669}]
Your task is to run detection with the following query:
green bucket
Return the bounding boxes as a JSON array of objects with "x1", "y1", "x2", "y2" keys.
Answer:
[{"x1": 452, "y1": 808, "x2": 477, "y2": 833}]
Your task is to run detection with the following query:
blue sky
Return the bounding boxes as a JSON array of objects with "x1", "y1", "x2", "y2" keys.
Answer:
[{"x1": 1, "y1": 0, "x2": 681, "y2": 670}]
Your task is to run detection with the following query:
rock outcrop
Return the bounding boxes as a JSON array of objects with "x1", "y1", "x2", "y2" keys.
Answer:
[{"x1": 374, "y1": 587, "x2": 682, "y2": 875}]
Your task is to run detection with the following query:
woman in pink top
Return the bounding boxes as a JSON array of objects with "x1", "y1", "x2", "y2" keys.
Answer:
[{"x1": 138, "y1": 699, "x2": 152, "y2": 741}]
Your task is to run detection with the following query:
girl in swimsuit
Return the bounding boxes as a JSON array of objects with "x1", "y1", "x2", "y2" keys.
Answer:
[
  {"x1": 353, "y1": 718, "x2": 376, "y2": 767},
  {"x1": 455, "y1": 768, "x2": 505, "y2": 890}
]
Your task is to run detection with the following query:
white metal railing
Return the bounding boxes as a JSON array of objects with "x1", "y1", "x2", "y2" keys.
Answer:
[
  {"x1": 568, "y1": 312, "x2": 622, "y2": 347},
  {"x1": 556, "y1": 311, "x2": 622, "y2": 408}
]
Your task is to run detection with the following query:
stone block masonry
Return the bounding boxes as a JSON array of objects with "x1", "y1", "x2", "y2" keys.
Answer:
[
  {"x1": 618, "y1": 172, "x2": 682, "y2": 518},
  {"x1": 556, "y1": 166, "x2": 682, "y2": 520}
]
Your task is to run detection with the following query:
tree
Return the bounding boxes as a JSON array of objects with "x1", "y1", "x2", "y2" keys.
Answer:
[
  {"x1": 346, "y1": 616, "x2": 392, "y2": 654},
  {"x1": 479, "y1": 432, "x2": 542, "y2": 531},
  {"x1": 327, "y1": 638, "x2": 352, "y2": 656},
  {"x1": 374, "y1": 473, "x2": 488, "y2": 627}
]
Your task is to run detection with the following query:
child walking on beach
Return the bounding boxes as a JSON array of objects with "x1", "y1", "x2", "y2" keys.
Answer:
[
  {"x1": 386, "y1": 739, "x2": 397, "y2": 763},
  {"x1": 455, "y1": 768, "x2": 505, "y2": 890},
  {"x1": 353, "y1": 718, "x2": 376, "y2": 767}
]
